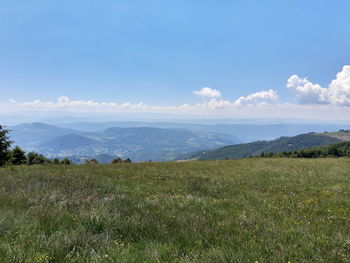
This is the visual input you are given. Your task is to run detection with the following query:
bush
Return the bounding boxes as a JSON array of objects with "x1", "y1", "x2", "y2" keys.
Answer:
[
  {"x1": 10, "y1": 146, "x2": 27, "y2": 165},
  {"x1": 52, "y1": 158, "x2": 60, "y2": 164},
  {"x1": 61, "y1": 158, "x2": 72, "y2": 165},
  {"x1": 27, "y1": 152, "x2": 50, "y2": 165},
  {"x1": 124, "y1": 158, "x2": 132, "y2": 163},
  {"x1": 111, "y1": 157, "x2": 123, "y2": 164},
  {"x1": 111, "y1": 157, "x2": 132, "y2": 164},
  {"x1": 86, "y1": 158, "x2": 99, "y2": 164}
]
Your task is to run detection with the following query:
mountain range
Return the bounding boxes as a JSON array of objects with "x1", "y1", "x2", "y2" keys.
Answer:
[
  {"x1": 7, "y1": 121, "x2": 350, "y2": 162},
  {"x1": 55, "y1": 121, "x2": 350, "y2": 142},
  {"x1": 8, "y1": 123, "x2": 234, "y2": 162}
]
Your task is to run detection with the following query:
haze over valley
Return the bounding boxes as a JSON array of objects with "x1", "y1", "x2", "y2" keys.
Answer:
[{"x1": 8, "y1": 121, "x2": 350, "y2": 162}]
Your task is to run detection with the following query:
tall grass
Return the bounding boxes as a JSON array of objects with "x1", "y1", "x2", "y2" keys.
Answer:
[{"x1": 1, "y1": 159, "x2": 350, "y2": 262}]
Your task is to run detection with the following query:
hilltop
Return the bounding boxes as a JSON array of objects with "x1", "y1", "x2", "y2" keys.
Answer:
[
  {"x1": 180, "y1": 132, "x2": 344, "y2": 160},
  {"x1": 318, "y1": 130, "x2": 350, "y2": 141}
]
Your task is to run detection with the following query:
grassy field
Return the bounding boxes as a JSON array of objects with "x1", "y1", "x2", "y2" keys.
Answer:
[{"x1": 1, "y1": 159, "x2": 350, "y2": 263}]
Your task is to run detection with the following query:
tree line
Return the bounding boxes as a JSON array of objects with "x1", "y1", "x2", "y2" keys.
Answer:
[
  {"x1": 259, "y1": 141, "x2": 350, "y2": 158},
  {"x1": 0, "y1": 125, "x2": 132, "y2": 167}
]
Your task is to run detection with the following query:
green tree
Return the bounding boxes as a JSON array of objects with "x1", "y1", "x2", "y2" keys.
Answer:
[
  {"x1": 111, "y1": 157, "x2": 123, "y2": 164},
  {"x1": 27, "y1": 152, "x2": 37, "y2": 165},
  {"x1": 27, "y1": 152, "x2": 49, "y2": 165},
  {"x1": 0, "y1": 125, "x2": 12, "y2": 166},
  {"x1": 11, "y1": 146, "x2": 27, "y2": 165},
  {"x1": 52, "y1": 158, "x2": 60, "y2": 164},
  {"x1": 61, "y1": 158, "x2": 71, "y2": 165}
]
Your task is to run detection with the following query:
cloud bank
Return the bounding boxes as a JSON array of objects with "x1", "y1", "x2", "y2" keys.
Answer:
[
  {"x1": 287, "y1": 65, "x2": 350, "y2": 105},
  {"x1": 2, "y1": 65, "x2": 350, "y2": 121},
  {"x1": 3, "y1": 96, "x2": 350, "y2": 121}
]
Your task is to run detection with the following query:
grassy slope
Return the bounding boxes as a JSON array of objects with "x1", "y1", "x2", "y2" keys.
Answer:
[
  {"x1": 184, "y1": 133, "x2": 342, "y2": 160},
  {"x1": 1, "y1": 160, "x2": 350, "y2": 262},
  {"x1": 318, "y1": 130, "x2": 350, "y2": 141}
]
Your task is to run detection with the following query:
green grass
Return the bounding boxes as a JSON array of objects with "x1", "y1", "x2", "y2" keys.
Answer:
[
  {"x1": 318, "y1": 130, "x2": 350, "y2": 136},
  {"x1": 1, "y1": 159, "x2": 350, "y2": 262}
]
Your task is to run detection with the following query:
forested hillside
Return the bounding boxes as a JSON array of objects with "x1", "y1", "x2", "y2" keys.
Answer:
[
  {"x1": 181, "y1": 133, "x2": 342, "y2": 160},
  {"x1": 270, "y1": 141, "x2": 350, "y2": 158}
]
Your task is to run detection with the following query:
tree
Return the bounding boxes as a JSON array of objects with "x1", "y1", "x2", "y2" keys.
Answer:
[
  {"x1": 27, "y1": 152, "x2": 37, "y2": 165},
  {"x1": 52, "y1": 158, "x2": 60, "y2": 164},
  {"x1": 61, "y1": 158, "x2": 71, "y2": 165},
  {"x1": 27, "y1": 152, "x2": 49, "y2": 165},
  {"x1": 111, "y1": 157, "x2": 123, "y2": 164},
  {"x1": 11, "y1": 146, "x2": 27, "y2": 165},
  {"x1": 0, "y1": 125, "x2": 12, "y2": 166},
  {"x1": 124, "y1": 158, "x2": 132, "y2": 163}
]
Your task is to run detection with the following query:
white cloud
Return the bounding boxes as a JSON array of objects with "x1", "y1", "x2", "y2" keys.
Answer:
[
  {"x1": 16, "y1": 97, "x2": 147, "y2": 112},
  {"x1": 193, "y1": 87, "x2": 222, "y2": 98},
  {"x1": 287, "y1": 75, "x2": 328, "y2": 104},
  {"x1": 193, "y1": 87, "x2": 278, "y2": 109},
  {"x1": 0, "y1": 87, "x2": 278, "y2": 115},
  {"x1": 233, "y1": 89, "x2": 278, "y2": 106},
  {"x1": 328, "y1": 65, "x2": 350, "y2": 106},
  {"x1": 287, "y1": 65, "x2": 350, "y2": 105},
  {"x1": 3, "y1": 95, "x2": 350, "y2": 121}
]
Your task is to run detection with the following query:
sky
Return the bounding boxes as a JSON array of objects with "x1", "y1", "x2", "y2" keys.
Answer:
[{"x1": 1, "y1": 0, "x2": 350, "y2": 121}]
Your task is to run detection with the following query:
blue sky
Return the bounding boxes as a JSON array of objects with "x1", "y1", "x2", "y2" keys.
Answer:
[{"x1": 1, "y1": 0, "x2": 350, "y2": 120}]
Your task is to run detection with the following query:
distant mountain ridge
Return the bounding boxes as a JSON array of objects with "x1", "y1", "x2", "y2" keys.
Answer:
[
  {"x1": 9, "y1": 123, "x2": 234, "y2": 162},
  {"x1": 179, "y1": 133, "x2": 344, "y2": 160},
  {"x1": 9, "y1": 122, "x2": 81, "y2": 148},
  {"x1": 55, "y1": 121, "x2": 350, "y2": 142},
  {"x1": 9, "y1": 122, "x2": 350, "y2": 162}
]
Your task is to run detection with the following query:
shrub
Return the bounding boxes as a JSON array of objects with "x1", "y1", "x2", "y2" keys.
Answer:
[
  {"x1": 86, "y1": 158, "x2": 99, "y2": 164},
  {"x1": 61, "y1": 158, "x2": 72, "y2": 165},
  {"x1": 10, "y1": 146, "x2": 27, "y2": 165},
  {"x1": 111, "y1": 157, "x2": 123, "y2": 164},
  {"x1": 27, "y1": 152, "x2": 50, "y2": 165},
  {"x1": 52, "y1": 158, "x2": 60, "y2": 164},
  {"x1": 111, "y1": 157, "x2": 132, "y2": 163}
]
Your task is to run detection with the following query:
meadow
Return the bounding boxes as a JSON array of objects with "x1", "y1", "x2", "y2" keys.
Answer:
[{"x1": 0, "y1": 159, "x2": 350, "y2": 262}]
